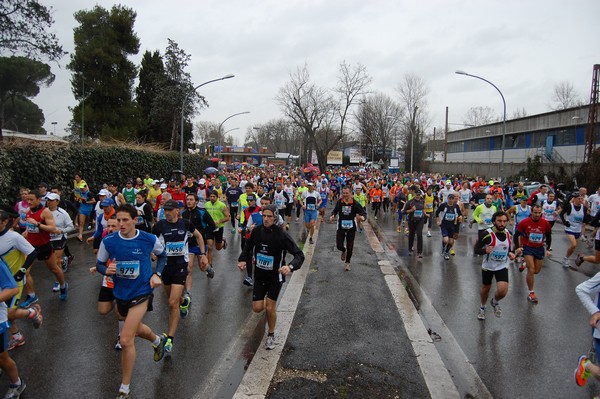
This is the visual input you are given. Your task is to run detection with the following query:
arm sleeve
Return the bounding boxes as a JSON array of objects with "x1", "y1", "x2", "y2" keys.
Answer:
[
  {"x1": 560, "y1": 203, "x2": 571, "y2": 223},
  {"x1": 283, "y1": 231, "x2": 305, "y2": 270},
  {"x1": 472, "y1": 205, "x2": 482, "y2": 223},
  {"x1": 62, "y1": 211, "x2": 75, "y2": 234},
  {"x1": 474, "y1": 232, "x2": 492, "y2": 255},
  {"x1": 576, "y1": 272, "x2": 600, "y2": 315},
  {"x1": 330, "y1": 200, "x2": 340, "y2": 217},
  {"x1": 238, "y1": 229, "x2": 254, "y2": 263},
  {"x1": 95, "y1": 241, "x2": 109, "y2": 275},
  {"x1": 152, "y1": 237, "x2": 167, "y2": 275}
]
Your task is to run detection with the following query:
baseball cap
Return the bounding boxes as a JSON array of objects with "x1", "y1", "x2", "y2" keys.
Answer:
[
  {"x1": 447, "y1": 194, "x2": 456, "y2": 199},
  {"x1": 153, "y1": 180, "x2": 159, "y2": 185},
  {"x1": 163, "y1": 199, "x2": 179, "y2": 210},
  {"x1": 160, "y1": 183, "x2": 168, "y2": 189},
  {"x1": 99, "y1": 189, "x2": 110, "y2": 196},
  {"x1": 46, "y1": 193, "x2": 60, "y2": 201},
  {"x1": 247, "y1": 194, "x2": 256, "y2": 201},
  {"x1": 488, "y1": 180, "x2": 494, "y2": 185},
  {"x1": 307, "y1": 182, "x2": 314, "y2": 186},
  {"x1": 445, "y1": 180, "x2": 451, "y2": 185},
  {"x1": 199, "y1": 178, "x2": 206, "y2": 184},
  {"x1": 126, "y1": 179, "x2": 133, "y2": 184},
  {"x1": 101, "y1": 198, "x2": 115, "y2": 208}
]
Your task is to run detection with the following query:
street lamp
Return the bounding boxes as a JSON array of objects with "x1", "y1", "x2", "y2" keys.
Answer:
[
  {"x1": 51, "y1": 121, "x2": 57, "y2": 135},
  {"x1": 455, "y1": 70, "x2": 507, "y2": 176},
  {"x1": 217, "y1": 112, "x2": 250, "y2": 156},
  {"x1": 180, "y1": 74, "x2": 235, "y2": 172}
]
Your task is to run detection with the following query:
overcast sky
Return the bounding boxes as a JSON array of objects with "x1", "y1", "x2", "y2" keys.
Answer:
[{"x1": 35, "y1": 0, "x2": 600, "y2": 145}]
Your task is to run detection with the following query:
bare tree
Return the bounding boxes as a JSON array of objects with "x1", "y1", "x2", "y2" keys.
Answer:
[
  {"x1": 462, "y1": 106, "x2": 497, "y2": 126},
  {"x1": 277, "y1": 61, "x2": 370, "y2": 168},
  {"x1": 355, "y1": 93, "x2": 403, "y2": 161},
  {"x1": 549, "y1": 81, "x2": 583, "y2": 110},
  {"x1": 511, "y1": 107, "x2": 528, "y2": 119},
  {"x1": 244, "y1": 119, "x2": 303, "y2": 154},
  {"x1": 396, "y1": 74, "x2": 430, "y2": 172}
]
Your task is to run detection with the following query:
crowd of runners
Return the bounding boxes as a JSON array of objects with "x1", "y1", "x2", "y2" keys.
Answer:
[{"x1": 0, "y1": 165, "x2": 599, "y2": 398}]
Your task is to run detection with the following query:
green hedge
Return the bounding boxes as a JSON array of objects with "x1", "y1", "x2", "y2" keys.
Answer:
[{"x1": 0, "y1": 141, "x2": 207, "y2": 204}]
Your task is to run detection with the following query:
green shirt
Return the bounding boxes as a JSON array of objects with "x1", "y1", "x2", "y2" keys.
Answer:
[{"x1": 205, "y1": 200, "x2": 227, "y2": 228}]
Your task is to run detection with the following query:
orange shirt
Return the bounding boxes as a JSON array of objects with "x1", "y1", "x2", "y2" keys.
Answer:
[{"x1": 369, "y1": 188, "x2": 383, "y2": 202}]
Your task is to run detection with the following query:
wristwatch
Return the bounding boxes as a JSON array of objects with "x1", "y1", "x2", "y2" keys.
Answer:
[
  {"x1": 153, "y1": 271, "x2": 162, "y2": 278},
  {"x1": 288, "y1": 265, "x2": 294, "y2": 271}
]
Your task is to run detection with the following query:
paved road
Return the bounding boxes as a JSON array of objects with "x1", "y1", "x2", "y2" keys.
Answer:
[
  {"x1": 6, "y1": 222, "x2": 308, "y2": 399},
  {"x1": 371, "y1": 209, "x2": 600, "y2": 398}
]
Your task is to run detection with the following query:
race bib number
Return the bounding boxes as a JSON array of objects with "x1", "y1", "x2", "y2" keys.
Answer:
[
  {"x1": 275, "y1": 199, "x2": 284, "y2": 207},
  {"x1": 373, "y1": 196, "x2": 380, "y2": 201},
  {"x1": 414, "y1": 210, "x2": 423, "y2": 218},
  {"x1": 320, "y1": 192, "x2": 327, "y2": 199},
  {"x1": 26, "y1": 223, "x2": 39, "y2": 233},
  {"x1": 479, "y1": 199, "x2": 485, "y2": 204},
  {"x1": 136, "y1": 216, "x2": 144, "y2": 225},
  {"x1": 484, "y1": 218, "x2": 492, "y2": 225},
  {"x1": 166, "y1": 241, "x2": 185, "y2": 257},
  {"x1": 425, "y1": 203, "x2": 433, "y2": 210},
  {"x1": 307, "y1": 204, "x2": 316, "y2": 210},
  {"x1": 461, "y1": 194, "x2": 469, "y2": 202},
  {"x1": 231, "y1": 201, "x2": 238, "y2": 207},
  {"x1": 115, "y1": 261, "x2": 140, "y2": 279},
  {"x1": 574, "y1": 215, "x2": 583, "y2": 223},
  {"x1": 491, "y1": 250, "x2": 508, "y2": 261},
  {"x1": 529, "y1": 233, "x2": 544, "y2": 243},
  {"x1": 256, "y1": 253, "x2": 274, "y2": 270},
  {"x1": 445, "y1": 212, "x2": 456, "y2": 221},
  {"x1": 341, "y1": 219, "x2": 354, "y2": 229}
]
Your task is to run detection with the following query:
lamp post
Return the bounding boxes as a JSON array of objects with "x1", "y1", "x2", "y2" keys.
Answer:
[
  {"x1": 216, "y1": 111, "x2": 250, "y2": 157},
  {"x1": 51, "y1": 121, "x2": 57, "y2": 135},
  {"x1": 409, "y1": 106, "x2": 418, "y2": 173},
  {"x1": 455, "y1": 70, "x2": 507, "y2": 176},
  {"x1": 180, "y1": 74, "x2": 235, "y2": 172}
]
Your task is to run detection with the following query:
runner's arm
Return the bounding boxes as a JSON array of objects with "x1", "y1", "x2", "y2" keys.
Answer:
[
  {"x1": 576, "y1": 273, "x2": 600, "y2": 316},
  {"x1": 473, "y1": 233, "x2": 492, "y2": 255}
]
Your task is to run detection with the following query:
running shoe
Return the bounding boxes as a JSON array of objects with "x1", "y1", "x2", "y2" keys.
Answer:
[
  {"x1": 243, "y1": 277, "x2": 254, "y2": 287},
  {"x1": 115, "y1": 391, "x2": 130, "y2": 399},
  {"x1": 358, "y1": 228, "x2": 363, "y2": 234},
  {"x1": 586, "y1": 238, "x2": 594, "y2": 249},
  {"x1": 180, "y1": 296, "x2": 191, "y2": 319},
  {"x1": 528, "y1": 292, "x2": 538, "y2": 303},
  {"x1": 519, "y1": 261, "x2": 526, "y2": 272},
  {"x1": 309, "y1": 237, "x2": 314, "y2": 244},
  {"x1": 153, "y1": 333, "x2": 167, "y2": 361},
  {"x1": 285, "y1": 224, "x2": 289, "y2": 231},
  {"x1": 444, "y1": 253, "x2": 450, "y2": 260},
  {"x1": 114, "y1": 336, "x2": 122, "y2": 351},
  {"x1": 164, "y1": 338, "x2": 173, "y2": 355},
  {"x1": 4, "y1": 380, "x2": 26, "y2": 399},
  {"x1": 206, "y1": 266, "x2": 215, "y2": 279},
  {"x1": 60, "y1": 282, "x2": 69, "y2": 301},
  {"x1": 396, "y1": 226, "x2": 401, "y2": 233},
  {"x1": 231, "y1": 228, "x2": 236, "y2": 234},
  {"x1": 417, "y1": 253, "x2": 423, "y2": 259},
  {"x1": 575, "y1": 254, "x2": 585, "y2": 267},
  {"x1": 62, "y1": 256, "x2": 69, "y2": 272},
  {"x1": 222, "y1": 238, "x2": 228, "y2": 249},
  {"x1": 427, "y1": 231, "x2": 432, "y2": 237},
  {"x1": 450, "y1": 248, "x2": 455, "y2": 256},
  {"x1": 29, "y1": 304, "x2": 43, "y2": 329},
  {"x1": 491, "y1": 299, "x2": 502, "y2": 318},
  {"x1": 575, "y1": 355, "x2": 591, "y2": 387},
  {"x1": 52, "y1": 281, "x2": 60, "y2": 292},
  {"x1": 344, "y1": 263, "x2": 351, "y2": 271},
  {"x1": 563, "y1": 258, "x2": 572, "y2": 269},
  {"x1": 477, "y1": 307, "x2": 486, "y2": 320},
  {"x1": 404, "y1": 228, "x2": 409, "y2": 235},
  {"x1": 408, "y1": 250, "x2": 414, "y2": 256},
  {"x1": 265, "y1": 334, "x2": 275, "y2": 350},
  {"x1": 8, "y1": 334, "x2": 25, "y2": 351},
  {"x1": 341, "y1": 249, "x2": 346, "y2": 261},
  {"x1": 18, "y1": 295, "x2": 39, "y2": 309}
]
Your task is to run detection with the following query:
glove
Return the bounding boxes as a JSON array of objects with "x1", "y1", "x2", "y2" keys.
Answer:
[{"x1": 564, "y1": 221, "x2": 571, "y2": 227}]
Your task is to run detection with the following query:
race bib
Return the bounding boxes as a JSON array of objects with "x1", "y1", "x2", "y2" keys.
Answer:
[
  {"x1": 574, "y1": 215, "x2": 583, "y2": 223},
  {"x1": 341, "y1": 219, "x2": 354, "y2": 229},
  {"x1": 491, "y1": 250, "x2": 508, "y2": 261},
  {"x1": 461, "y1": 194, "x2": 469, "y2": 202},
  {"x1": 275, "y1": 199, "x2": 284, "y2": 207},
  {"x1": 529, "y1": 233, "x2": 543, "y2": 243},
  {"x1": 231, "y1": 201, "x2": 238, "y2": 207},
  {"x1": 425, "y1": 203, "x2": 433, "y2": 210},
  {"x1": 414, "y1": 210, "x2": 423, "y2": 218},
  {"x1": 26, "y1": 223, "x2": 39, "y2": 234},
  {"x1": 136, "y1": 216, "x2": 144, "y2": 225},
  {"x1": 166, "y1": 241, "x2": 185, "y2": 257},
  {"x1": 373, "y1": 196, "x2": 380, "y2": 201},
  {"x1": 484, "y1": 218, "x2": 492, "y2": 225},
  {"x1": 307, "y1": 204, "x2": 316, "y2": 210},
  {"x1": 115, "y1": 261, "x2": 140, "y2": 279},
  {"x1": 256, "y1": 253, "x2": 274, "y2": 270},
  {"x1": 479, "y1": 199, "x2": 485, "y2": 204},
  {"x1": 445, "y1": 212, "x2": 456, "y2": 221},
  {"x1": 320, "y1": 192, "x2": 327, "y2": 199}
]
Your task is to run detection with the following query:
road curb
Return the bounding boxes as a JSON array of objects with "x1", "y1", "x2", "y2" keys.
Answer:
[{"x1": 232, "y1": 224, "x2": 320, "y2": 399}]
